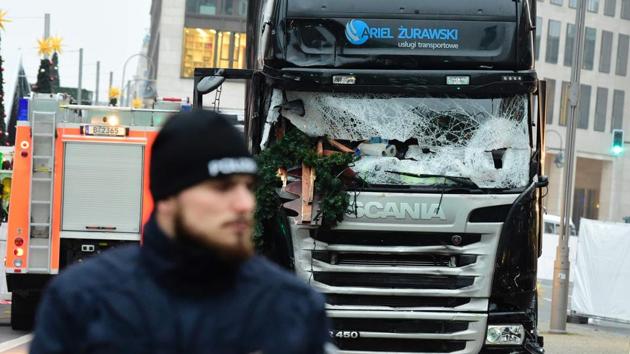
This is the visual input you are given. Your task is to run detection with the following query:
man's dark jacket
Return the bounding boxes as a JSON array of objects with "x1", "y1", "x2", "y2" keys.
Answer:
[{"x1": 30, "y1": 217, "x2": 331, "y2": 354}]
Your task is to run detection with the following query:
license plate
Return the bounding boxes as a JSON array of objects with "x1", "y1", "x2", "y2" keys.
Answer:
[{"x1": 82, "y1": 125, "x2": 128, "y2": 137}]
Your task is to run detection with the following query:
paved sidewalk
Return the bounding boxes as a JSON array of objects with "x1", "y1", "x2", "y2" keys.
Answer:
[{"x1": 541, "y1": 322, "x2": 630, "y2": 354}]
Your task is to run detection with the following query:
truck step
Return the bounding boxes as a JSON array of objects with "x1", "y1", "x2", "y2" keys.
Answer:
[
  {"x1": 27, "y1": 268, "x2": 50, "y2": 273},
  {"x1": 32, "y1": 177, "x2": 52, "y2": 182},
  {"x1": 30, "y1": 223, "x2": 50, "y2": 227}
]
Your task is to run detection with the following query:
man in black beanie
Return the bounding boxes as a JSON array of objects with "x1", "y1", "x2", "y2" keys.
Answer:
[{"x1": 30, "y1": 111, "x2": 334, "y2": 354}]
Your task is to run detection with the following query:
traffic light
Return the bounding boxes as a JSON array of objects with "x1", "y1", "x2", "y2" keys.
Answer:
[{"x1": 612, "y1": 129, "x2": 624, "y2": 156}]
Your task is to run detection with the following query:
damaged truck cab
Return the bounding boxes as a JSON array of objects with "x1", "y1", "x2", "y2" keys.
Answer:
[{"x1": 195, "y1": 0, "x2": 547, "y2": 353}]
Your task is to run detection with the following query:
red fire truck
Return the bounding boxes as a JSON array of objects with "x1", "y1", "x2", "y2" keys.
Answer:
[{"x1": 4, "y1": 93, "x2": 187, "y2": 330}]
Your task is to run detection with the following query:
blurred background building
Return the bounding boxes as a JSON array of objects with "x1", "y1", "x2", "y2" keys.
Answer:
[
  {"x1": 148, "y1": 0, "x2": 247, "y2": 114},
  {"x1": 537, "y1": 0, "x2": 630, "y2": 226}
]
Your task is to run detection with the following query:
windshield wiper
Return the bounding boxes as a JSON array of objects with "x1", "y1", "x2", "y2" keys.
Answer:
[{"x1": 384, "y1": 171, "x2": 481, "y2": 189}]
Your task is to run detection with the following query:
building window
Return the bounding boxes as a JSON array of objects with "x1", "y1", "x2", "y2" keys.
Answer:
[
  {"x1": 186, "y1": 0, "x2": 248, "y2": 16},
  {"x1": 181, "y1": 28, "x2": 247, "y2": 78},
  {"x1": 574, "y1": 0, "x2": 602, "y2": 11},
  {"x1": 182, "y1": 28, "x2": 217, "y2": 78},
  {"x1": 559, "y1": 81, "x2": 571, "y2": 126},
  {"x1": 216, "y1": 31, "x2": 232, "y2": 68},
  {"x1": 535, "y1": 17, "x2": 542, "y2": 60},
  {"x1": 187, "y1": 0, "x2": 218, "y2": 15},
  {"x1": 546, "y1": 79, "x2": 557, "y2": 124},
  {"x1": 616, "y1": 34, "x2": 629, "y2": 76},
  {"x1": 224, "y1": 0, "x2": 234, "y2": 14},
  {"x1": 551, "y1": 0, "x2": 564, "y2": 5},
  {"x1": 611, "y1": 90, "x2": 625, "y2": 130},
  {"x1": 564, "y1": 23, "x2": 575, "y2": 67},
  {"x1": 583, "y1": 27, "x2": 596, "y2": 70},
  {"x1": 594, "y1": 87, "x2": 608, "y2": 132},
  {"x1": 546, "y1": 20, "x2": 561, "y2": 64},
  {"x1": 237, "y1": 0, "x2": 248, "y2": 16},
  {"x1": 599, "y1": 30, "x2": 613, "y2": 73},
  {"x1": 573, "y1": 189, "x2": 599, "y2": 228},
  {"x1": 604, "y1": 0, "x2": 616, "y2": 16},
  {"x1": 623, "y1": 0, "x2": 630, "y2": 18},
  {"x1": 578, "y1": 85, "x2": 591, "y2": 129},
  {"x1": 232, "y1": 33, "x2": 247, "y2": 69}
]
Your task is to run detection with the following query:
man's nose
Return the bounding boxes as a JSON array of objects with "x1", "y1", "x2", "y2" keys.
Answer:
[{"x1": 232, "y1": 184, "x2": 255, "y2": 213}]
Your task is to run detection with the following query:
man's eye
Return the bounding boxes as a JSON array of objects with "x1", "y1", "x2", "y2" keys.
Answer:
[
  {"x1": 217, "y1": 182, "x2": 233, "y2": 191},
  {"x1": 209, "y1": 180, "x2": 232, "y2": 192}
]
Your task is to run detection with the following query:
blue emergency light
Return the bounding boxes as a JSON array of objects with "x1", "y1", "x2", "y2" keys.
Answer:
[{"x1": 17, "y1": 98, "x2": 29, "y2": 121}]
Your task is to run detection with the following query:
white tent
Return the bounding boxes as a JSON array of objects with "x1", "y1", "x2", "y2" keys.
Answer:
[{"x1": 571, "y1": 219, "x2": 630, "y2": 322}]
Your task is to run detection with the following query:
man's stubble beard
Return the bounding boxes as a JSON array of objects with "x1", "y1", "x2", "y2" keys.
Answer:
[{"x1": 173, "y1": 209, "x2": 254, "y2": 264}]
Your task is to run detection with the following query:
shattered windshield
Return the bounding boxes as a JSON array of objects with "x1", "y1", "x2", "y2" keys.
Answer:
[{"x1": 274, "y1": 91, "x2": 531, "y2": 190}]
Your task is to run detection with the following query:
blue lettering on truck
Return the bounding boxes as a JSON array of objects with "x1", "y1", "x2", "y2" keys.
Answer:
[
  {"x1": 345, "y1": 19, "x2": 459, "y2": 45},
  {"x1": 398, "y1": 27, "x2": 458, "y2": 41}
]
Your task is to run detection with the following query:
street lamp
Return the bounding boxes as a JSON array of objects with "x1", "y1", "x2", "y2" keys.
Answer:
[
  {"x1": 546, "y1": 129, "x2": 565, "y2": 168},
  {"x1": 120, "y1": 53, "x2": 155, "y2": 107},
  {"x1": 550, "y1": 0, "x2": 588, "y2": 334}
]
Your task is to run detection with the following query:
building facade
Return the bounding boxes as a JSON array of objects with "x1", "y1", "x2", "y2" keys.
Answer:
[
  {"x1": 537, "y1": 0, "x2": 630, "y2": 225},
  {"x1": 148, "y1": 0, "x2": 630, "y2": 225},
  {"x1": 148, "y1": 0, "x2": 247, "y2": 112}
]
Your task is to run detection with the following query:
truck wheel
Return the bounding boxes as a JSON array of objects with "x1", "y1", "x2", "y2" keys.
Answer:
[{"x1": 10, "y1": 291, "x2": 38, "y2": 331}]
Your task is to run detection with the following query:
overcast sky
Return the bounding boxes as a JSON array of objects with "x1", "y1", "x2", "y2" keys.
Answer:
[{"x1": 1, "y1": 0, "x2": 151, "y2": 112}]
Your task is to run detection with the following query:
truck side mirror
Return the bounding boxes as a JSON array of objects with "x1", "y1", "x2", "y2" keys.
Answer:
[
  {"x1": 197, "y1": 76, "x2": 226, "y2": 95},
  {"x1": 193, "y1": 68, "x2": 254, "y2": 109}
]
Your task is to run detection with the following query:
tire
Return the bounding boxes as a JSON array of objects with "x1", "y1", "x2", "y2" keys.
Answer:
[{"x1": 10, "y1": 291, "x2": 39, "y2": 331}]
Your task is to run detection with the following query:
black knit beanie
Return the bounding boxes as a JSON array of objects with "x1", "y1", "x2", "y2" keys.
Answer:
[{"x1": 150, "y1": 110, "x2": 257, "y2": 201}]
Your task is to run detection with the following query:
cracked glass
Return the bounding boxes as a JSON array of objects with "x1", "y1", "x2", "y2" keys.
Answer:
[{"x1": 273, "y1": 91, "x2": 532, "y2": 189}]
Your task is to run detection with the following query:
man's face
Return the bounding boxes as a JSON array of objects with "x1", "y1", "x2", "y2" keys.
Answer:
[{"x1": 168, "y1": 175, "x2": 256, "y2": 260}]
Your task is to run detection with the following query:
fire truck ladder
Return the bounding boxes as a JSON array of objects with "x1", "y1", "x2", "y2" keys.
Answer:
[{"x1": 27, "y1": 106, "x2": 57, "y2": 274}]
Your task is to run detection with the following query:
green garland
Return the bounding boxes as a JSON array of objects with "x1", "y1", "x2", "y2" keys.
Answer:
[{"x1": 254, "y1": 129, "x2": 353, "y2": 244}]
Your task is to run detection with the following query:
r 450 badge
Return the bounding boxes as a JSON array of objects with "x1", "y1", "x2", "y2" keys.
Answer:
[{"x1": 330, "y1": 331, "x2": 360, "y2": 339}]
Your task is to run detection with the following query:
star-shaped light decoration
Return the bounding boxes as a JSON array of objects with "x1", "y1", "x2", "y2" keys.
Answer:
[
  {"x1": 0, "y1": 10, "x2": 11, "y2": 31},
  {"x1": 109, "y1": 87, "x2": 121, "y2": 99},
  {"x1": 37, "y1": 37, "x2": 53, "y2": 56},
  {"x1": 50, "y1": 36, "x2": 63, "y2": 54},
  {"x1": 132, "y1": 97, "x2": 143, "y2": 109}
]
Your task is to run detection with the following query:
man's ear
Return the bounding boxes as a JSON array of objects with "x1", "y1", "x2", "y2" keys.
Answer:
[{"x1": 156, "y1": 197, "x2": 177, "y2": 217}]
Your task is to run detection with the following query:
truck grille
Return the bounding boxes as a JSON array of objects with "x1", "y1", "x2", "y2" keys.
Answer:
[
  {"x1": 333, "y1": 338, "x2": 467, "y2": 353},
  {"x1": 313, "y1": 251, "x2": 477, "y2": 267},
  {"x1": 291, "y1": 193, "x2": 510, "y2": 354},
  {"x1": 325, "y1": 294, "x2": 471, "y2": 308},
  {"x1": 333, "y1": 318, "x2": 470, "y2": 334},
  {"x1": 311, "y1": 229, "x2": 481, "y2": 247},
  {"x1": 314, "y1": 272, "x2": 475, "y2": 289}
]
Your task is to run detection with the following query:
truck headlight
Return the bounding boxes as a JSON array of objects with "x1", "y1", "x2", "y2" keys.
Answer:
[{"x1": 485, "y1": 325, "x2": 524, "y2": 345}]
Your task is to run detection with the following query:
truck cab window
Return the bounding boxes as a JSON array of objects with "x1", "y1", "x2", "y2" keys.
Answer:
[{"x1": 274, "y1": 91, "x2": 531, "y2": 190}]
